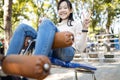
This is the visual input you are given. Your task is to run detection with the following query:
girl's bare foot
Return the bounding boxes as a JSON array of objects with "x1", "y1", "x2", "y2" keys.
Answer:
[
  {"x1": 1, "y1": 55, "x2": 51, "y2": 79},
  {"x1": 52, "y1": 31, "x2": 74, "y2": 49}
]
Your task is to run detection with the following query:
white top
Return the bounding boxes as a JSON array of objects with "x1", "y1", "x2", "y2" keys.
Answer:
[{"x1": 57, "y1": 20, "x2": 87, "y2": 52}]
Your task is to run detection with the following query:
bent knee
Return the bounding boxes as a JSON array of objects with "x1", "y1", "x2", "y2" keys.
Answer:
[
  {"x1": 17, "y1": 23, "x2": 29, "y2": 30},
  {"x1": 40, "y1": 18, "x2": 57, "y2": 30}
]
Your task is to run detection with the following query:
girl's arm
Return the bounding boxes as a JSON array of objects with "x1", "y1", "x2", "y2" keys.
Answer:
[{"x1": 75, "y1": 9, "x2": 91, "y2": 52}]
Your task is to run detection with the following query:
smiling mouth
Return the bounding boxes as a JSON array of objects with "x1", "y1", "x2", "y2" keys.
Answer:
[{"x1": 60, "y1": 14, "x2": 67, "y2": 16}]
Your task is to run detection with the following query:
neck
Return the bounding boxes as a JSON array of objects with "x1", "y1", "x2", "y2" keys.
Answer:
[{"x1": 61, "y1": 19, "x2": 68, "y2": 23}]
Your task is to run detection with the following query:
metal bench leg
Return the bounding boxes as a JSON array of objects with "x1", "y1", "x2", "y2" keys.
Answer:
[
  {"x1": 74, "y1": 69, "x2": 96, "y2": 80},
  {"x1": 74, "y1": 70, "x2": 78, "y2": 80}
]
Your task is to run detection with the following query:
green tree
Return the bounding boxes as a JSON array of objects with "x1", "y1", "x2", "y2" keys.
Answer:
[
  {"x1": 0, "y1": 0, "x2": 4, "y2": 32},
  {"x1": 91, "y1": 0, "x2": 120, "y2": 33},
  {"x1": 4, "y1": 0, "x2": 12, "y2": 51}
]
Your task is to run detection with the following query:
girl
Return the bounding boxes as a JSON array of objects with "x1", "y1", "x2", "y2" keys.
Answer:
[
  {"x1": 7, "y1": 0, "x2": 90, "y2": 62},
  {"x1": 56, "y1": 0, "x2": 90, "y2": 59}
]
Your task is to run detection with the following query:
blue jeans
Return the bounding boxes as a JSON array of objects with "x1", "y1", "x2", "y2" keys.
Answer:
[{"x1": 7, "y1": 19, "x2": 74, "y2": 62}]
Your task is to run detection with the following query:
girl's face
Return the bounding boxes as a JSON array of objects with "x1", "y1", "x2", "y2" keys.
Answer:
[{"x1": 58, "y1": 1, "x2": 72, "y2": 21}]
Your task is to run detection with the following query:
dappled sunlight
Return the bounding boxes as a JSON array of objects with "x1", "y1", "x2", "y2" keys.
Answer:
[
  {"x1": 44, "y1": 70, "x2": 85, "y2": 80},
  {"x1": 44, "y1": 62, "x2": 120, "y2": 80}
]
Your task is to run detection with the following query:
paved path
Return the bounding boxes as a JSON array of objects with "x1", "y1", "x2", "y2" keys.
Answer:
[
  {"x1": 1, "y1": 57, "x2": 120, "y2": 80},
  {"x1": 43, "y1": 60, "x2": 120, "y2": 80}
]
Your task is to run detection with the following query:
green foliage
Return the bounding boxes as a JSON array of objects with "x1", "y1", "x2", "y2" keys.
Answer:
[
  {"x1": 1, "y1": 0, "x2": 120, "y2": 35},
  {"x1": 0, "y1": 0, "x2": 4, "y2": 33}
]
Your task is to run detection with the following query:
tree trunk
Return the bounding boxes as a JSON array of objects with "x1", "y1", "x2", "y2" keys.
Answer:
[{"x1": 3, "y1": 0, "x2": 12, "y2": 54}]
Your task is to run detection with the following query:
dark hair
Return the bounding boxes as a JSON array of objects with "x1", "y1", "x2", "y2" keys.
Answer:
[{"x1": 57, "y1": 0, "x2": 74, "y2": 26}]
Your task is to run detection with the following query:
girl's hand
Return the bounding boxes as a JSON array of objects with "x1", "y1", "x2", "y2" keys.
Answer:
[
  {"x1": 38, "y1": 17, "x2": 47, "y2": 25},
  {"x1": 82, "y1": 9, "x2": 91, "y2": 30},
  {"x1": 38, "y1": 17, "x2": 43, "y2": 24}
]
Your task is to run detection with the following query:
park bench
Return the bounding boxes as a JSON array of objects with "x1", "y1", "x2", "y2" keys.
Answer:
[{"x1": 20, "y1": 38, "x2": 97, "y2": 80}]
